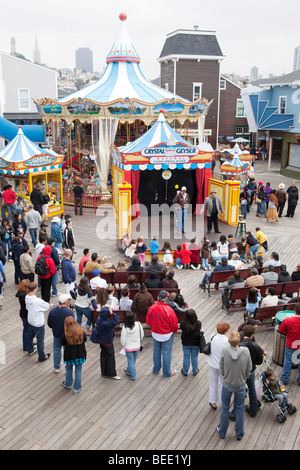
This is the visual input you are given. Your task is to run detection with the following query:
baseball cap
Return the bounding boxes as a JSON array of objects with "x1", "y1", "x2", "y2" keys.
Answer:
[
  {"x1": 58, "y1": 293, "x2": 71, "y2": 304},
  {"x1": 93, "y1": 269, "x2": 101, "y2": 276},
  {"x1": 181, "y1": 186, "x2": 187, "y2": 191},
  {"x1": 221, "y1": 256, "x2": 228, "y2": 262},
  {"x1": 52, "y1": 216, "x2": 60, "y2": 223},
  {"x1": 158, "y1": 290, "x2": 168, "y2": 300}
]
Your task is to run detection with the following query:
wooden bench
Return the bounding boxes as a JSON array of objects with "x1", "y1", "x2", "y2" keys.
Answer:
[
  {"x1": 85, "y1": 270, "x2": 163, "y2": 285},
  {"x1": 253, "y1": 303, "x2": 296, "y2": 331},
  {"x1": 91, "y1": 287, "x2": 180, "y2": 301},
  {"x1": 204, "y1": 265, "x2": 281, "y2": 296}
]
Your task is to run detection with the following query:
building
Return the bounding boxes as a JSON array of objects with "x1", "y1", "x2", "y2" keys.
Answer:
[
  {"x1": 241, "y1": 70, "x2": 300, "y2": 178},
  {"x1": 293, "y1": 46, "x2": 300, "y2": 72},
  {"x1": 158, "y1": 28, "x2": 249, "y2": 148},
  {"x1": 75, "y1": 47, "x2": 93, "y2": 73},
  {"x1": 33, "y1": 36, "x2": 41, "y2": 64},
  {"x1": 250, "y1": 66, "x2": 258, "y2": 81}
]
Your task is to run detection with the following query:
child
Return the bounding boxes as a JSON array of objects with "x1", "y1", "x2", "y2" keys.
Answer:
[
  {"x1": 236, "y1": 237, "x2": 248, "y2": 263},
  {"x1": 174, "y1": 244, "x2": 182, "y2": 270},
  {"x1": 245, "y1": 287, "x2": 261, "y2": 320},
  {"x1": 125, "y1": 239, "x2": 137, "y2": 259},
  {"x1": 189, "y1": 238, "x2": 201, "y2": 270},
  {"x1": 264, "y1": 369, "x2": 296, "y2": 413},
  {"x1": 136, "y1": 237, "x2": 147, "y2": 265},
  {"x1": 227, "y1": 234, "x2": 238, "y2": 260},
  {"x1": 255, "y1": 227, "x2": 268, "y2": 252},
  {"x1": 122, "y1": 232, "x2": 132, "y2": 256},
  {"x1": 61, "y1": 316, "x2": 87, "y2": 394},
  {"x1": 149, "y1": 236, "x2": 159, "y2": 255},
  {"x1": 179, "y1": 243, "x2": 192, "y2": 269},
  {"x1": 119, "y1": 287, "x2": 133, "y2": 310},
  {"x1": 162, "y1": 241, "x2": 173, "y2": 267},
  {"x1": 217, "y1": 235, "x2": 229, "y2": 259},
  {"x1": 106, "y1": 286, "x2": 119, "y2": 310},
  {"x1": 210, "y1": 241, "x2": 221, "y2": 266},
  {"x1": 201, "y1": 236, "x2": 210, "y2": 271}
]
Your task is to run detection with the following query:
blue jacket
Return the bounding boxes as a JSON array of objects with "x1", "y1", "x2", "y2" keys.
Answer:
[
  {"x1": 47, "y1": 306, "x2": 74, "y2": 338},
  {"x1": 96, "y1": 307, "x2": 120, "y2": 344},
  {"x1": 149, "y1": 239, "x2": 159, "y2": 254},
  {"x1": 51, "y1": 223, "x2": 63, "y2": 244},
  {"x1": 61, "y1": 257, "x2": 76, "y2": 284},
  {"x1": 51, "y1": 246, "x2": 60, "y2": 266}
]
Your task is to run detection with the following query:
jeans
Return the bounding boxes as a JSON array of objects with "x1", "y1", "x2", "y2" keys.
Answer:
[
  {"x1": 281, "y1": 346, "x2": 300, "y2": 385},
  {"x1": 201, "y1": 258, "x2": 209, "y2": 270},
  {"x1": 200, "y1": 272, "x2": 211, "y2": 288},
  {"x1": 125, "y1": 350, "x2": 139, "y2": 380},
  {"x1": 29, "y1": 228, "x2": 38, "y2": 247},
  {"x1": 241, "y1": 203, "x2": 247, "y2": 219},
  {"x1": 152, "y1": 333, "x2": 174, "y2": 377},
  {"x1": 239, "y1": 254, "x2": 246, "y2": 262},
  {"x1": 3, "y1": 238, "x2": 12, "y2": 260},
  {"x1": 274, "y1": 392, "x2": 291, "y2": 410},
  {"x1": 54, "y1": 242, "x2": 62, "y2": 251},
  {"x1": 22, "y1": 318, "x2": 31, "y2": 352},
  {"x1": 75, "y1": 305, "x2": 92, "y2": 329},
  {"x1": 175, "y1": 258, "x2": 182, "y2": 268},
  {"x1": 1, "y1": 203, "x2": 15, "y2": 220},
  {"x1": 53, "y1": 336, "x2": 62, "y2": 370},
  {"x1": 182, "y1": 345, "x2": 199, "y2": 375},
  {"x1": 51, "y1": 270, "x2": 59, "y2": 296},
  {"x1": 218, "y1": 383, "x2": 246, "y2": 440},
  {"x1": 27, "y1": 324, "x2": 47, "y2": 361},
  {"x1": 230, "y1": 371, "x2": 257, "y2": 416},
  {"x1": 248, "y1": 244, "x2": 260, "y2": 260},
  {"x1": 177, "y1": 209, "x2": 187, "y2": 232},
  {"x1": 65, "y1": 363, "x2": 82, "y2": 392}
]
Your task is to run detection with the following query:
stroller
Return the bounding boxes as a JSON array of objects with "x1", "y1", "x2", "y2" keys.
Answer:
[{"x1": 258, "y1": 359, "x2": 297, "y2": 423}]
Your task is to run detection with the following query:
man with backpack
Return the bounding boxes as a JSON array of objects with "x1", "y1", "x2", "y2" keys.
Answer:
[{"x1": 35, "y1": 245, "x2": 57, "y2": 303}]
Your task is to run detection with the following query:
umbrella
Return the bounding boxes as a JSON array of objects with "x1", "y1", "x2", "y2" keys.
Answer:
[{"x1": 230, "y1": 137, "x2": 250, "y2": 143}]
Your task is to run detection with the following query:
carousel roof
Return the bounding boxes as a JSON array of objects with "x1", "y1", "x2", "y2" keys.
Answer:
[
  {"x1": 118, "y1": 111, "x2": 190, "y2": 154},
  {"x1": 59, "y1": 14, "x2": 189, "y2": 105},
  {"x1": 0, "y1": 127, "x2": 61, "y2": 163}
]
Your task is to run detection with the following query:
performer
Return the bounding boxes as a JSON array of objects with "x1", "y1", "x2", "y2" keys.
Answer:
[
  {"x1": 201, "y1": 191, "x2": 224, "y2": 234},
  {"x1": 173, "y1": 186, "x2": 190, "y2": 234}
]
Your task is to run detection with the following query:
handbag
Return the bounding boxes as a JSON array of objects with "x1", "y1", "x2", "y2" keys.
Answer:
[
  {"x1": 199, "y1": 331, "x2": 207, "y2": 353},
  {"x1": 256, "y1": 197, "x2": 261, "y2": 203},
  {"x1": 201, "y1": 334, "x2": 216, "y2": 355},
  {"x1": 268, "y1": 201, "x2": 276, "y2": 209},
  {"x1": 90, "y1": 324, "x2": 100, "y2": 344}
]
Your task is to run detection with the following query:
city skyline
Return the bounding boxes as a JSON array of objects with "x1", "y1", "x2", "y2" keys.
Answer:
[{"x1": 0, "y1": 0, "x2": 299, "y2": 80}]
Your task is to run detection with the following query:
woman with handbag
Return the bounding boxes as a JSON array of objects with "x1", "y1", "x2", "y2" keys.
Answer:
[
  {"x1": 206, "y1": 322, "x2": 230, "y2": 410},
  {"x1": 265, "y1": 189, "x2": 279, "y2": 223},
  {"x1": 180, "y1": 309, "x2": 202, "y2": 376},
  {"x1": 120, "y1": 310, "x2": 144, "y2": 380},
  {"x1": 256, "y1": 185, "x2": 267, "y2": 217}
]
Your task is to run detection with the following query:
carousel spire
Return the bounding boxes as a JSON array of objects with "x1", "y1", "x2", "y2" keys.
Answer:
[{"x1": 106, "y1": 13, "x2": 140, "y2": 64}]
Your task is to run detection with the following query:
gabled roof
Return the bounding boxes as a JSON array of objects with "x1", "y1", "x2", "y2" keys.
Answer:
[
  {"x1": 158, "y1": 29, "x2": 224, "y2": 60},
  {"x1": 251, "y1": 70, "x2": 300, "y2": 88}
]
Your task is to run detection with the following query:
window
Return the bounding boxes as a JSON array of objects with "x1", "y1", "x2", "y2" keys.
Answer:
[
  {"x1": 279, "y1": 96, "x2": 287, "y2": 114},
  {"x1": 220, "y1": 79, "x2": 226, "y2": 90},
  {"x1": 193, "y1": 82, "x2": 202, "y2": 101},
  {"x1": 18, "y1": 88, "x2": 30, "y2": 110},
  {"x1": 235, "y1": 125, "x2": 249, "y2": 136},
  {"x1": 236, "y1": 99, "x2": 246, "y2": 117},
  {"x1": 165, "y1": 82, "x2": 169, "y2": 91}
]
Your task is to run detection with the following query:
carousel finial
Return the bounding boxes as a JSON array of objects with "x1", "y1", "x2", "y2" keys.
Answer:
[{"x1": 119, "y1": 12, "x2": 127, "y2": 21}]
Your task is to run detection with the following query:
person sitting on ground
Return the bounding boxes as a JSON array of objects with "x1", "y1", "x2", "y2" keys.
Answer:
[
  {"x1": 199, "y1": 257, "x2": 235, "y2": 290},
  {"x1": 119, "y1": 287, "x2": 133, "y2": 310},
  {"x1": 260, "y1": 286, "x2": 279, "y2": 307},
  {"x1": 145, "y1": 270, "x2": 161, "y2": 289},
  {"x1": 125, "y1": 239, "x2": 137, "y2": 259},
  {"x1": 261, "y1": 265, "x2": 279, "y2": 285},
  {"x1": 161, "y1": 270, "x2": 179, "y2": 290},
  {"x1": 265, "y1": 252, "x2": 280, "y2": 267},
  {"x1": 245, "y1": 268, "x2": 264, "y2": 287},
  {"x1": 127, "y1": 256, "x2": 144, "y2": 272},
  {"x1": 144, "y1": 254, "x2": 164, "y2": 272}
]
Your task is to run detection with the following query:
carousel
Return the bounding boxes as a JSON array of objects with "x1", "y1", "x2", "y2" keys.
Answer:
[
  {"x1": 0, "y1": 126, "x2": 64, "y2": 216},
  {"x1": 34, "y1": 13, "x2": 214, "y2": 198}
]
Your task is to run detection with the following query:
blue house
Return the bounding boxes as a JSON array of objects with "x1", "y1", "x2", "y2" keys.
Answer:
[{"x1": 241, "y1": 70, "x2": 300, "y2": 178}]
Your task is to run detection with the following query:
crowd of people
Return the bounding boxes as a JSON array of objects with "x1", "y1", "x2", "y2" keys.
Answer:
[{"x1": 1, "y1": 175, "x2": 300, "y2": 445}]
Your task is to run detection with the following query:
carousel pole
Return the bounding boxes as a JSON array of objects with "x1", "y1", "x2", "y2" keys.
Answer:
[{"x1": 78, "y1": 120, "x2": 81, "y2": 174}]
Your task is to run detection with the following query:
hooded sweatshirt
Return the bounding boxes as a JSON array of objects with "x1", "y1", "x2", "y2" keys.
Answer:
[
  {"x1": 96, "y1": 307, "x2": 120, "y2": 344},
  {"x1": 219, "y1": 344, "x2": 252, "y2": 387},
  {"x1": 128, "y1": 257, "x2": 144, "y2": 271},
  {"x1": 36, "y1": 245, "x2": 57, "y2": 279},
  {"x1": 25, "y1": 294, "x2": 49, "y2": 327}
]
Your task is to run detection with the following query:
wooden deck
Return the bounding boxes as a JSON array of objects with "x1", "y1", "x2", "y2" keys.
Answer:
[{"x1": 1, "y1": 160, "x2": 300, "y2": 451}]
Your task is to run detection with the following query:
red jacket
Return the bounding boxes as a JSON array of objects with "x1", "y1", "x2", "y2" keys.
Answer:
[
  {"x1": 278, "y1": 315, "x2": 300, "y2": 349},
  {"x1": 179, "y1": 244, "x2": 191, "y2": 264},
  {"x1": 146, "y1": 301, "x2": 178, "y2": 335},
  {"x1": 36, "y1": 245, "x2": 57, "y2": 279},
  {"x1": 2, "y1": 189, "x2": 16, "y2": 205}
]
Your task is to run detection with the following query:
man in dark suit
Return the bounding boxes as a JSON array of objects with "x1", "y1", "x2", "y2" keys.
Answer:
[{"x1": 201, "y1": 191, "x2": 224, "y2": 233}]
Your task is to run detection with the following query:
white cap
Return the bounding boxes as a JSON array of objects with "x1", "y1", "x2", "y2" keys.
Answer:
[
  {"x1": 181, "y1": 186, "x2": 187, "y2": 191},
  {"x1": 58, "y1": 293, "x2": 71, "y2": 304},
  {"x1": 52, "y1": 216, "x2": 60, "y2": 223}
]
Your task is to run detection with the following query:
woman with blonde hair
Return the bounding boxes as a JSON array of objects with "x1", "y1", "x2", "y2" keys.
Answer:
[
  {"x1": 61, "y1": 316, "x2": 87, "y2": 394},
  {"x1": 207, "y1": 322, "x2": 231, "y2": 410}
]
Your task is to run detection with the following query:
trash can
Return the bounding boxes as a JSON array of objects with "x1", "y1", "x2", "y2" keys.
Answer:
[{"x1": 273, "y1": 311, "x2": 295, "y2": 366}]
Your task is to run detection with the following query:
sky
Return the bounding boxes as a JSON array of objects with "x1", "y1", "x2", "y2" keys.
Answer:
[{"x1": 1, "y1": 0, "x2": 299, "y2": 80}]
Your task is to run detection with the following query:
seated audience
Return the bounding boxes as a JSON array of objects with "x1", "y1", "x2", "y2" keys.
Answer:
[
  {"x1": 245, "y1": 268, "x2": 264, "y2": 287},
  {"x1": 261, "y1": 266, "x2": 279, "y2": 284}
]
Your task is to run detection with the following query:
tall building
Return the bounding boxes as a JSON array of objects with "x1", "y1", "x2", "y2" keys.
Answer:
[
  {"x1": 293, "y1": 46, "x2": 300, "y2": 71},
  {"x1": 33, "y1": 36, "x2": 41, "y2": 64},
  {"x1": 250, "y1": 66, "x2": 258, "y2": 81},
  {"x1": 10, "y1": 37, "x2": 16, "y2": 55},
  {"x1": 75, "y1": 47, "x2": 93, "y2": 73}
]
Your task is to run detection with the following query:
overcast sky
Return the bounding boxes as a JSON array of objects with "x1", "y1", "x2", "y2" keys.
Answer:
[{"x1": 1, "y1": 0, "x2": 299, "y2": 80}]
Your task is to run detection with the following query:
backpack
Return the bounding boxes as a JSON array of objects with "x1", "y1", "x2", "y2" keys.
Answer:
[{"x1": 35, "y1": 255, "x2": 49, "y2": 277}]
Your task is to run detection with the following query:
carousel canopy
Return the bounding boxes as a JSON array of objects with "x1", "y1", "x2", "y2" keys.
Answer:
[
  {"x1": 112, "y1": 111, "x2": 213, "y2": 171},
  {"x1": 60, "y1": 15, "x2": 189, "y2": 105},
  {"x1": 0, "y1": 127, "x2": 64, "y2": 175}
]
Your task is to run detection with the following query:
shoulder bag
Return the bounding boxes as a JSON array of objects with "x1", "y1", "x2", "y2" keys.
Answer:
[{"x1": 201, "y1": 334, "x2": 216, "y2": 355}]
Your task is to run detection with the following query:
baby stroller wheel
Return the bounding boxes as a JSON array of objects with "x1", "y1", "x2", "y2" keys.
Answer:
[
  {"x1": 277, "y1": 413, "x2": 287, "y2": 423},
  {"x1": 287, "y1": 404, "x2": 297, "y2": 414}
]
